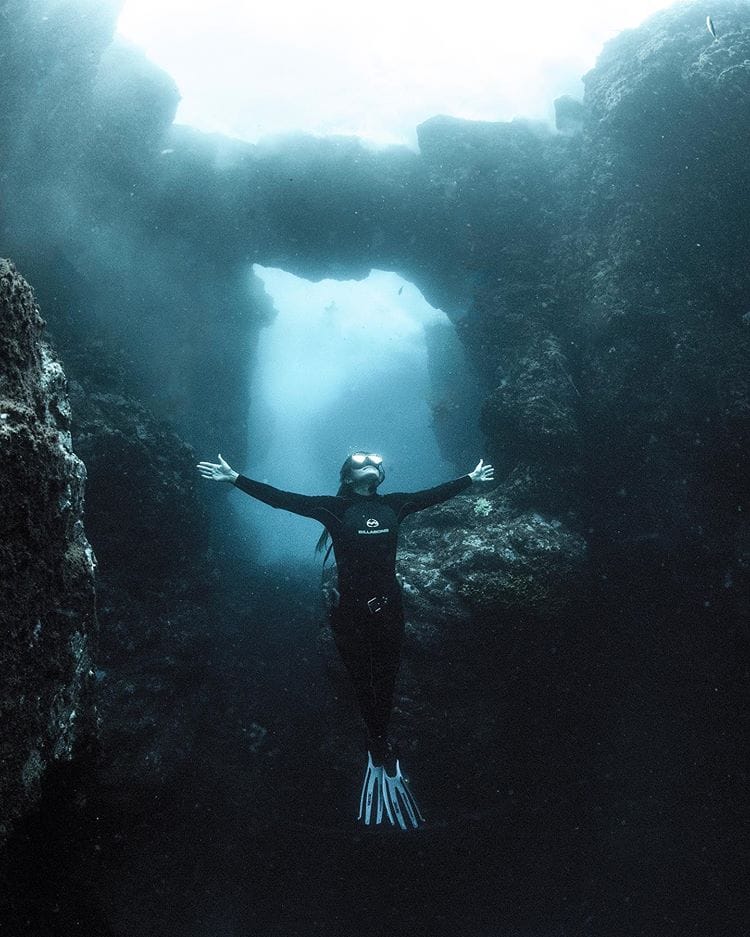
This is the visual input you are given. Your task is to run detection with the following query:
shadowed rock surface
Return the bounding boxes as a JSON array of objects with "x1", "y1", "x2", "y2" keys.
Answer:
[
  {"x1": 0, "y1": 260, "x2": 96, "y2": 847},
  {"x1": 67, "y1": 376, "x2": 222, "y2": 789}
]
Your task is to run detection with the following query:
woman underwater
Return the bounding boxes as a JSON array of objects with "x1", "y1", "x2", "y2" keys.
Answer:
[{"x1": 197, "y1": 451, "x2": 494, "y2": 829}]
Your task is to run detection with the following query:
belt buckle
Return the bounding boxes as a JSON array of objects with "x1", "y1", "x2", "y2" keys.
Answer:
[{"x1": 367, "y1": 596, "x2": 386, "y2": 614}]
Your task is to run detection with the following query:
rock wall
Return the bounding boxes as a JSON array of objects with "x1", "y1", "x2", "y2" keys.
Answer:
[
  {"x1": 65, "y1": 367, "x2": 220, "y2": 790},
  {"x1": 0, "y1": 260, "x2": 97, "y2": 847},
  {"x1": 573, "y1": 0, "x2": 750, "y2": 553},
  {"x1": 0, "y1": 253, "x2": 220, "y2": 848}
]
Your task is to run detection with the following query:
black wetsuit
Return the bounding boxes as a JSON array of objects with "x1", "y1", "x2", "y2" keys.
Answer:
[{"x1": 233, "y1": 473, "x2": 472, "y2": 760}]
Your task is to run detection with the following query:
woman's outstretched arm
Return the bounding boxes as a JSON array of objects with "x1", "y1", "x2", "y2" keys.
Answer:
[
  {"x1": 197, "y1": 454, "x2": 341, "y2": 523},
  {"x1": 387, "y1": 458, "x2": 495, "y2": 520}
]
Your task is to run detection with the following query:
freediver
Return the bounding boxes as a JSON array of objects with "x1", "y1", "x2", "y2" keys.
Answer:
[{"x1": 196, "y1": 451, "x2": 494, "y2": 829}]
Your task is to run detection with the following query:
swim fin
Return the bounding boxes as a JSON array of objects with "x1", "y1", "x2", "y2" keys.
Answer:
[{"x1": 358, "y1": 751, "x2": 424, "y2": 830}]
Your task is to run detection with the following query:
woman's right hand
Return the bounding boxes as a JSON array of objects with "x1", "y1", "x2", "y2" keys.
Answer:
[{"x1": 196, "y1": 453, "x2": 238, "y2": 483}]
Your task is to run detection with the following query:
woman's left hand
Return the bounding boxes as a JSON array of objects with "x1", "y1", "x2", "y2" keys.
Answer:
[{"x1": 469, "y1": 459, "x2": 494, "y2": 483}]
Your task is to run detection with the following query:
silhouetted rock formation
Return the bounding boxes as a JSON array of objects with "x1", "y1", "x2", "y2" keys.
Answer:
[
  {"x1": 0, "y1": 259, "x2": 97, "y2": 846},
  {"x1": 66, "y1": 371, "x2": 221, "y2": 789}
]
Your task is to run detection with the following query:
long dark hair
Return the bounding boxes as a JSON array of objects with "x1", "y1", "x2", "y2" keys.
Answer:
[{"x1": 315, "y1": 452, "x2": 384, "y2": 555}]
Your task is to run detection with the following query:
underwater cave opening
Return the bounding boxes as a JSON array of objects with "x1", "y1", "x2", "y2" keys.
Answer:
[{"x1": 236, "y1": 264, "x2": 481, "y2": 569}]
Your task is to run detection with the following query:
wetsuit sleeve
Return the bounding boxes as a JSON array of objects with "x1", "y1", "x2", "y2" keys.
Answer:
[
  {"x1": 386, "y1": 475, "x2": 473, "y2": 521},
  {"x1": 233, "y1": 475, "x2": 341, "y2": 526}
]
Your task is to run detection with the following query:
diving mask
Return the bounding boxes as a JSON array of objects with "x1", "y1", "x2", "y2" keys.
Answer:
[{"x1": 351, "y1": 453, "x2": 384, "y2": 468}]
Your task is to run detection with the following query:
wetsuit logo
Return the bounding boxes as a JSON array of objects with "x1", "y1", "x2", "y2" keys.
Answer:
[{"x1": 357, "y1": 516, "x2": 388, "y2": 535}]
